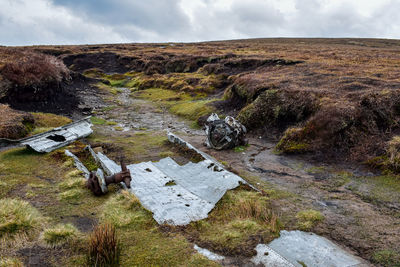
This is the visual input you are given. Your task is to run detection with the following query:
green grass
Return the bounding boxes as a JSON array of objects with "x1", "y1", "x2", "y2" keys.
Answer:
[
  {"x1": 372, "y1": 250, "x2": 400, "y2": 267},
  {"x1": 0, "y1": 198, "x2": 43, "y2": 237},
  {"x1": 100, "y1": 191, "x2": 218, "y2": 266},
  {"x1": 133, "y1": 88, "x2": 215, "y2": 121},
  {"x1": 90, "y1": 116, "x2": 119, "y2": 127},
  {"x1": 296, "y1": 209, "x2": 324, "y2": 231},
  {"x1": 41, "y1": 223, "x2": 79, "y2": 247},
  {"x1": 22, "y1": 112, "x2": 72, "y2": 136},
  {"x1": 59, "y1": 177, "x2": 86, "y2": 190},
  {"x1": 187, "y1": 188, "x2": 281, "y2": 256},
  {"x1": 95, "y1": 82, "x2": 121, "y2": 95},
  {"x1": 133, "y1": 88, "x2": 192, "y2": 102},
  {"x1": 59, "y1": 188, "x2": 84, "y2": 202},
  {"x1": 31, "y1": 112, "x2": 72, "y2": 128},
  {"x1": 169, "y1": 100, "x2": 214, "y2": 121},
  {"x1": 234, "y1": 145, "x2": 248, "y2": 152},
  {"x1": 88, "y1": 131, "x2": 170, "y2": 163}
]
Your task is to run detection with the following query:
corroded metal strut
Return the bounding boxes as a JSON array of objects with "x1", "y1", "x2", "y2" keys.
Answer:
[{"x1": 86, "y1": 161, "x2": 131, "y2": 196}]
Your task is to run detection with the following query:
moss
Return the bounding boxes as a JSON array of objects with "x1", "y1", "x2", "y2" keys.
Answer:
[
  {"x1": 170, "y1": 100, "x2": 214, "y2": 121},
  {"x1": 134, "y1": 88, "x2": 192, "y2": 102},
  {"x1": 114, "y1": 126, "x2": 124, "y2": 131},
  {"x1": 106, "y1": 120, "x2": 118, "y2": 126},
  {"x1": 158, "y1": 151, "x2": 175, "y2": 158},
  {"x1": 41, "y1": 223, "x2": 79, "y2": 247},
  {"x1": 95, "y1": 82, "x2": 121, "y2": 95},
  {"x1": 101, "y1": 105, "x2": 117, "y2": 112},
  {"x1": 349, "y1": 174, "x2": 400, "y2": 205},
  {"x1": 31, "y1": 112, "x2": 72, "y2": 128},
  {"x1": 83, "y1": 68, "x2": 105, "y2": 79},
  {"x1": 372, "y1": 250, "x2": 400, "y2": 267},
  {"x1": 234, "y1": 145, "x2": 248, "y2": 153},
  {"x1": 90, "y1": 116, "x2": 108, "y2": 125},
  {"x1": 296, "y1": 209, "x2": 324, "y2": 231},
  {"x1": 275, "y1": 127, "x2": 310, "y2": 154},
  {"x1": 165, "y1": 181, "x2": 177, "y2": 186},
  {"x1": 0, "y1": 198, "x2": 43, "y2": 237}
]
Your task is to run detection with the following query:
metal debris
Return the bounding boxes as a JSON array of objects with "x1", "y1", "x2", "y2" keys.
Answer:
[
  {"x1": 194, "y1": 245, "x2": 225, "y2": 261},
  {"x1": 91, "y1": 133, "x2": 246, "y2": 225},
  {"x1": 251, "y1": 244, "x2": 296, "y2": 267},
  {"x1": 86, "y1": 162, "x2": 132, "y2": 196},
  {"x1": 65, "y1": 149, "x2": 90, "y2": 179},
  {"x1": 204, "y1": 113, "x2": 247, "y2": 150},
  {"x1": 253, "y1": 230, "x2": 366, "y2": 267},
  {"x1": 0, "y1": 117, "x2": 93, "y2": 153}
]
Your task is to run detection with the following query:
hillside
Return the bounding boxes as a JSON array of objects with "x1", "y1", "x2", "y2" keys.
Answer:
[{"x1": 1, "y1": 38, "x2": 400, "y2": 266}]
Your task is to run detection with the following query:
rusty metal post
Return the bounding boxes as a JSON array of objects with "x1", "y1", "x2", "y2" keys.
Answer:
[{"x1": 87, "y1": 161, "x2": 132, "y2": 196}]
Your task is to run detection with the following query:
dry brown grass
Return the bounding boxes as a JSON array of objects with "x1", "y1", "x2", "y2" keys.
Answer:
[
  {"x1": 4, "y1": 38, "x2": 400, "y2": 162},
  {"x1": 0, "y1": 48, "x2": 69, "y2": 88},
  {"x1": 0, "y1": 48, "x2": 70, "y2": 105},
  {"x1": 87, "y1": 223, "x2": 120, "y2": 267},
  {"x1": 0, "y1": 104, "x2": 34, "y2": 139}
]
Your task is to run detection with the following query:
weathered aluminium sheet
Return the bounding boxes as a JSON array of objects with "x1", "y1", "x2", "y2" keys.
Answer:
[{"x1": 90, "y1": 133, "x2": 246, "y2": 225}]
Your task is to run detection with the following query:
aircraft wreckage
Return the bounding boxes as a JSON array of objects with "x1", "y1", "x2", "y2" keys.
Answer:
[
  {"x1": 66, "y1": 132, "x2": 247, "y2": 225},
  {"x1": 0, "y1": 116, "x2": 93, "y2": 153}
]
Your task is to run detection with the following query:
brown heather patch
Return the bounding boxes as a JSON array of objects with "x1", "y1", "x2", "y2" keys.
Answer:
[
  {"x1": 0, "y1": 104, "x2": 34, "y2": 139},
  {"x1": 5, "y1": 38, "x2": 400, "y2": 163}
]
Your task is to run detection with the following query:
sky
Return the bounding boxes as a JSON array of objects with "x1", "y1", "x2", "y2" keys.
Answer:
[{"x1": 0, "y1": 0, "x2": 399, "y2": 46}]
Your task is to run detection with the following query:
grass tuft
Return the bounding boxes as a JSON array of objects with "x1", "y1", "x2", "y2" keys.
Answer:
[
  {"x1": 101, "y1": 191, "x2": 152, "y2": 229},
  {"x1": 59, "y1": 188, "x2": 84, "y2": 202},
  {"x1": 59, "y1": 177, "x2": 86, "y2": 190},
  {"x1": 296, "y1": 209, "x2": 324, "y2": 231},
  {"x1": 188, "y1": 188, "x2": 280, "y2": 256},
  {"x1": 0, "y1": 198, "x2": 43, "y2": 237},
  {"x1": 87, "y1": 223, "x2": 121, "y2": 267},
  {"x1": 41, "y1": 223, "x2": 79, "y2": 247}
]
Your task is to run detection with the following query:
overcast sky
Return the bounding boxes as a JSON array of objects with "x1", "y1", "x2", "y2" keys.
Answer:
[{"x1": 1, "y1": 0, "x2": 399, "y2": 46}]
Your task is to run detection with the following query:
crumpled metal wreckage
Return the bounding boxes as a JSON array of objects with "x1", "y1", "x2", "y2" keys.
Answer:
[
  {"x1": 204, "y1": 113, "x2": 247, "y2": 150},
  {"x1": 0, "y1": 116, "x2": 93, "y2": 152},
  {"x1": 65, "y1": 133, "x2": 247, "y2": 225}
]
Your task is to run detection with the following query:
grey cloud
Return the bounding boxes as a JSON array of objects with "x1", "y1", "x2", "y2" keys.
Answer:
[
  {"x1": 52, "y1": 0, "x2": 190, "y2": 36},
  {"x1": 0, "y1": 0, "x2": 399, "y2": 46}
]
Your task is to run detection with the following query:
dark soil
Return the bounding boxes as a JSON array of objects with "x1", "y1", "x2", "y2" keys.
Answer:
[
  {"x1": 17, "y1": 245, "x2": 65, "y2": 267},
  {"x1": 61, "y1": 215, "x2": 97, "y2": 233}
]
